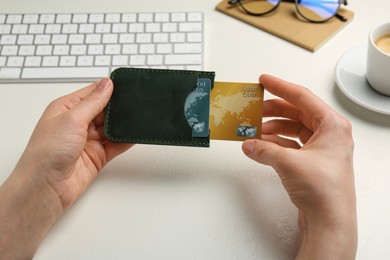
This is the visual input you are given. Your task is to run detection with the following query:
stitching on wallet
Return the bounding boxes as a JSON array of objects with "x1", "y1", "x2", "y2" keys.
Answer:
[
  {"x1": 110, "y1": 67, "x2": 214, "y2": 79},
  {"x1": 105, "y1": 68, "x2": 214, "y2": 146}
]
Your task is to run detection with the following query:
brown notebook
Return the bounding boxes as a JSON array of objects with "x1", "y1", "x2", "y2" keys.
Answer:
[{"x1": 215, "y1": 0, "x2": 354, "y2": 52}]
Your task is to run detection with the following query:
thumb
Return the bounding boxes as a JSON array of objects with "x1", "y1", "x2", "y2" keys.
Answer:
[
  {"x1": 73, "y1": 78, "x2": 113, "y2": 123},
  {"x1": 242, "y1": 139, "x2": 284, "y2": 168}
]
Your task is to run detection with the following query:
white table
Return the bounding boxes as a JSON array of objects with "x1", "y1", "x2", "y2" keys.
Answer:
[{"x1": 1, "y1": 0, "x2": 389, "y2": 259}]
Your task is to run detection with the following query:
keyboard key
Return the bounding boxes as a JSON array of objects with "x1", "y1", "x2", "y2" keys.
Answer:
[
  {"x1": 96, "y1": 23, "x2": 111, "y2": 33},
  {"x1": 136, "y1": 33, "x2": 152, "y2": 43},
  {"x1": 170, "y1": 33, "x2": 185, "y2": 43},
  {"x1": 36, "y1": 45, "x2": 53, "y2": 55},
  {"x1": 147, "y1": 55, "x2": 163, "y2": 66},
  {"x1": 1, "y1": 45, "x2": 18, "y2": 55},
  {"x1": 145, "y1": 23, "x2": 161, "y2": 33},
  {"x1": 89, "y1": 14, "x2": 104, "y2": 23},
  {"x1": 39, "y1": 14, "x2": 55, "y2": 24},
  {"x1": 12, "y1": 24, "x2": 28, "y2": 34},
  {"x1": 105, "y1": 14, "x2": 121, "y2": 23},
  {"x1": 187, "y1": 13, "x2": 202, "y2": 22},
  {"x1": 7, "y1": 56, "x2": 24, "y2": 67},
  {"x1": 112, "y1": 23, "x2": 127, "y2": 33},
  {"x1": 112, "y1": 55, "x2": 128, "y2": 66},
  {"x1": 86, "y1": 34, "x2": 102, "y2": 44},
  {"x1": 17, "y1": 35, "x2": 34, "y2": 45},
  {"x1": 179, "y1": 23, "x2": 202, "y2": 32},
  {"x1": 77, "y1": 56, "x2": 94, "y2": 66},
  {"x1": 138, "y1": 13, "x2": 153, "y2": 23},
  {"x1": 0, "y1": 68, "x2": 21, "y2": 79},
  {"x1": 171, "y1": 13, "x2": 186, "y2": 22},
  {"x1": 21, "y1": 67, "x2": 109, "y2": 79},
  {"x1": 42, "y1": 56, "x2": 59, "y2": 67},
  {"x1": 88, "y1": 45, "x2": 104, "y2": 55},
  {"x1": 155, "y1": 13, "x2": 170, "y2": 22},
  {"x1": 1, "y1": 35, "x2": 17, "y2": 45},
  {"x1": 73, "y1": 14, "x2": 88, "y2": 23},
  {"x1": 102, "y1": 34, "x2": 118, "y2": 44},
  {"x1": 70, "y1": 45, "x2": 87, "y2": 55},
  {"x1": 119, "y1": 34, "x2": 134, "y2": 43},
  {"x1": 68, "y1": 34, "x2": 84, "y2": 44},
  {"x1": 19, "y1": 45, "x2": 35, "y2": 55},
  {"x1": 79, "y1": 24, "x2": 95, "y2": 33},
  {"x1": 153, "y1": 33, "x2": 168, "y2": 43},
  {"x1": 60, "y1": 56, "x2": 76, "y2": 66},
  {"x1": 0, "y1": 15, "x2": 6, "y2": 24},
  {"x1": 23, "y1": 14, "x2": 39, "y2": 24},
  {"x1": 0, "y1": 24, "x2": 11, "y2": 34},
  {"x1": 122, "y1": 14, "x2": 137, "y2": 23},
  {"x1": 139, "y1": 44, "x2": 154, "y2": 54},
  {"x1": 162, "y1": 23, "x2": 177, "y2": 32},
  {"x1": 53, "y1": 45, "x2": 70, "y2": 55},
  {"x1": 187, "y1": 33, "x2": 202, "y2": 42},
  {"x1": 25, "y1": 56, "x2": 42, "y2": 67},
  {"x1": 122, "y1": 44, "x2": 137, "y2": 54},
  {"x1": 157, "y1": 44, "x2": 172, "y2": 54},
  {"x1": 28, "y1": 24, "x2": 45, "y2": 34},
  {"x1": 52, "y1": 34, "x2": 68, "y2": 44},
  {"x1": 165, "y1": 54, "x2": 201, "y2": 65},
  {"x1": 130, "y1": 55, "x2": 146, "y2": 66},
  {"x1": 56, "y1": 14, "x2": 72, "y2": 24},
  {"x1": 105, "y1": 44, "x2": 121, "y2": 55},
  {"x1": 0, "y1": 57, "x2": 6, "y2": 66},
  {"x1": 45, "y1": 24, "x2": 61, "y2": 34},
  {"x1": 129, "y1": 23, "x2": 144, "y2": 33},
  {"x1": 62, "y1": 24, "x2": 78, "y2": 34},
  {"x1": 34, "y1": 35, "x2": 51, "y2": 44},
  {"x1": 6, "y1": 15, "x2": 22, "y2": 24},
  {"x1": 95, "y1": 55, "x2": 111, "y2": 66},
  {"x1": 174, "y1": 43, "x2": 201, "y2": 54}
]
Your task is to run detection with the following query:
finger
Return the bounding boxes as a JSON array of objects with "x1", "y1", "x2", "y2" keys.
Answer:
[
  {"x1": 262, "y1": 119, "x2": 313, "y2": 144},
  {"x1": 103, "y1": 142, "x2": 134, "y2": 162},
  {"x1": 260, "y1": 74, "x2": 334, "y2": 130},
  {"x1": 71, "y1": 78, "x2": 113, "y2": 124},
  {"x1": 263, "y1": 99, "x2": 301, "y2": 120},
  {"x1": 242, "y1": 139, "x2": 286, "y2": 168},
  {"x1": 261, "y1": 134, "x2": 302, "y2": 149},
  {"x1": 92, "y1": 109, "x2": 107, "y2": 127},
  {"x1": 260, "y1": 74, "x2": 330, "y2": 113}
]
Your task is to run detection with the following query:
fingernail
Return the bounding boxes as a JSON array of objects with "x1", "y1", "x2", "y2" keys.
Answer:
[
  {"x1": 242, "y1": 140, "x2": 255, "y2": 155},
  {"x1": 96, "y1": 78, "x2": 111, "y2": 91}
]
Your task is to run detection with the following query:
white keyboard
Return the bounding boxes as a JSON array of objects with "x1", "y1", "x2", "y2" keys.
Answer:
[{"x1": 0, "y1": 12, "x2": 203, "y2": 83}]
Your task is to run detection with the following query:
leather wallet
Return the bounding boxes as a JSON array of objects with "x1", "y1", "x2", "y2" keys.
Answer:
[{"x1": 104, "y1": 68, "x2": 215, "y2": 147}]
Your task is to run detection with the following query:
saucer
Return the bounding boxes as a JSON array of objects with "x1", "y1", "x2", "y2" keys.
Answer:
[{"x1": 335, "y1": 44, "x2": 390, "y2": 115}]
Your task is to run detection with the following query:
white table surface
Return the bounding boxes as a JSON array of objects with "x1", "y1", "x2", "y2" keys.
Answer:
[{"x1": 1, "y1": 0, "x2": 390, "y2": 259}]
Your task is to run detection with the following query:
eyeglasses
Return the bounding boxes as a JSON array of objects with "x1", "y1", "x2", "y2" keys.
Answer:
[{"x1": 228, "y1": 0, "x2": 348, "y2": 23}]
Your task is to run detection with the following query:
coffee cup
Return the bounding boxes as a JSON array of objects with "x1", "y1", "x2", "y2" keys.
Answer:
[{"x1": 366, "y1": 22, "x2": 390, "y2": 96}]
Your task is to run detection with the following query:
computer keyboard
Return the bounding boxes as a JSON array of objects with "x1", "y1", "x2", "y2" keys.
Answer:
[{"x1": 0, "y1": 12, "x2": 203, "y2": 83}]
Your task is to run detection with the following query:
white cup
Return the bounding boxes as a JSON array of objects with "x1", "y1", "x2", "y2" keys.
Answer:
[{"x1": 366, "y1": 22, "x2": 390, "y2": 96}]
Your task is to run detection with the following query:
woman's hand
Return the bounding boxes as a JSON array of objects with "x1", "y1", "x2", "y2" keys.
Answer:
[
  {"x1": 242, "y1": 74, "x2": 357, "y2": 260},
  {"x1": 0, "y1": 78, "x2": 132, "y2": 259}
]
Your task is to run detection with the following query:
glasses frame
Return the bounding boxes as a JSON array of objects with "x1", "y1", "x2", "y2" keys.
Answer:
[{"x1": 228, "y1": 0, "x2": 348, "y2": 23}]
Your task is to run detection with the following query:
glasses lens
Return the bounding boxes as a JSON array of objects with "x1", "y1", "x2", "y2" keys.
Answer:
[
  {"x1": 296, "y1": 0, "x2": 340, "y2": 22},
  {"x1": 241, "y1": 0, "x2": 280, "y2": 15}
]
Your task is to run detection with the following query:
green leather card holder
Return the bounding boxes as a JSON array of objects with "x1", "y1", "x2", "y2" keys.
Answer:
[{"x1": 104, "y1": 68, "x2": 215, "y2": 147}]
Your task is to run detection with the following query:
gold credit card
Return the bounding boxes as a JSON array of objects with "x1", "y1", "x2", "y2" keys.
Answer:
[{"x1": 210, "y1": 81, "x2": 264, "y2": 141}]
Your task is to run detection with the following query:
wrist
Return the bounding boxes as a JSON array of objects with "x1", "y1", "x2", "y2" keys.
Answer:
[
  {"x1": 0, "y1": 165, "x2": 63, "y2": 259},
  {"x1": 296, "y1": 209, "x2": 357, "y2": 260}
]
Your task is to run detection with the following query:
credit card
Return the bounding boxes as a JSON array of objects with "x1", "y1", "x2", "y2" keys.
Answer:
[
  {"x1": 210, "y1": 81, "x2": 264, "y2": 141},
  {"x1": 184, "y1": 78, "x2": 211, "y2": 137}
]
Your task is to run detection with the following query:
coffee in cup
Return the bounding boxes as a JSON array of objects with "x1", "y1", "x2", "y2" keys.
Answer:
[
  {"x1": 375, "y1": 34, "x2": 390, "y2": 54},
  {"x1": 366, "y1": 22, "x2": 390, "y2": 96}
]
